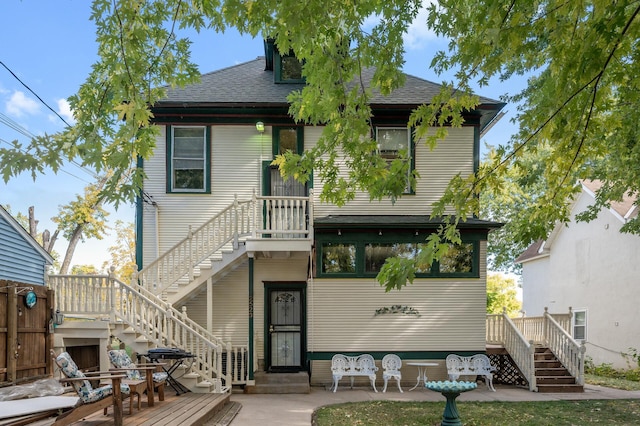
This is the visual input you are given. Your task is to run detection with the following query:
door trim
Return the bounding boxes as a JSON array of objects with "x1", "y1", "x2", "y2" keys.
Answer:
[{"x1": 264, "y1": 281, "x2": 307, "y2": 372}]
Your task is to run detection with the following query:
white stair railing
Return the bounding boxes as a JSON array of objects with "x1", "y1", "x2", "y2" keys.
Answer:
[
  {"x1": 543, "y1": 310, "x2": 586, "y2": 385},
  {"x1": 502, "y1": 313, "x2": 538, "y2": 391},
  {"x1": 138, "y1": 192, "x2": 313, "y2": 295},
  {"x1": 48, "y1": 274, "x2": 248, "y2": 389},
  {"x1": 137, "y1": 196, "x2": 253, "y2": 295}
]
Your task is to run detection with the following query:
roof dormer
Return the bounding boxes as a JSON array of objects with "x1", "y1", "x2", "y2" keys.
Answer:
[{"x1": 263, "y1": 38, "x2": 305, "y2": 84}]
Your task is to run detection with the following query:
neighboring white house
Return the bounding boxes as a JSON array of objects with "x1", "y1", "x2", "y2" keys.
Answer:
[
  {"x1": 134, "y1": 39, "x2": 505, "y2": 389},
  {"x1": 517, "y1": 180, "x2": 640, "y2": 369}
]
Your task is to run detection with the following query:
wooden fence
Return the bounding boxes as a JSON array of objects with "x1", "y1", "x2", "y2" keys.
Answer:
[{"x1": 0, "y1": 280, "x2": 54, "y2": 386}]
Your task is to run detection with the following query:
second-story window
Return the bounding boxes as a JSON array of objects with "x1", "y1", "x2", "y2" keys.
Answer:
[
  {"x1": 168, "y1": 126, "x2": 210, "y2": 193},
  {"x1": 376, "y1": 127, "x2": 414, "y2": 194},
  {"x1": 275, "y1": 52, "x2": 305, "y2": 83}
]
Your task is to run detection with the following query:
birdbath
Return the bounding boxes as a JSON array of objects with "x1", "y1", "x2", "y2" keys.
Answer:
[{"x1": 425, "y1": 380, "x2": 477, "y2": 426}]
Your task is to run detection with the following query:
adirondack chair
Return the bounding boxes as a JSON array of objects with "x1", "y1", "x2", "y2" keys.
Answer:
[
  {"x1": 108, "y1": 349, "x2": 168, "y2": 403},
  {"x1": 50, "y1": 350, "x2": 131, "y2": 426}
]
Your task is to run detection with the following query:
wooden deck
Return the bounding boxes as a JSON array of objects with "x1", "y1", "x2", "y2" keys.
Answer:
[{"x1": 28, "y1": 391, "x2": 230, "y2": 426}]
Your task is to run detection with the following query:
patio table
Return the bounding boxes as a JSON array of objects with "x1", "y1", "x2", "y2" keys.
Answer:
[{"x1": 406, "y1": 362, "x2": 439, "y2": 391}]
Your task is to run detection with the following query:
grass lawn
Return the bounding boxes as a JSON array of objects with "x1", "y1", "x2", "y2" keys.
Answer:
[{"x1": 312, "y1": 399, "x2": 640, "y2": 425}]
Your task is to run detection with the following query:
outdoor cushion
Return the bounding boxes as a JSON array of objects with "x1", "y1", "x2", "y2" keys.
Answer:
[
  {"x1": 54, "y1": 352, "x2": 130, "y2": 404},
  {"x1": 108, "y1": 349, "x2": 168, "y2": 384}
]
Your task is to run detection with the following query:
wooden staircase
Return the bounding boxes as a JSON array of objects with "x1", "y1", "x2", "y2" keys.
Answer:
[{"x1": 534, "y1": 346, "x2": 583, "y2": 393}]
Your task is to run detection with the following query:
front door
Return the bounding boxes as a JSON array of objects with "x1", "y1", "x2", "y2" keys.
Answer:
[{"x1": 266, "y1": 283, "x2": 306, "y2": 372}]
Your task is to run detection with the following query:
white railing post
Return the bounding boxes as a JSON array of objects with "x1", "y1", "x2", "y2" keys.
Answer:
[
  {"x1": 543, "y1": 306, "x2": 549, "y2": 346},
  {"x1": 252, "y1": 189, "x2": 258, "y2": 238},
  {"x1": 188, "y1": 225, "x2": 194, "y2": 281},
  {"x1": 528, "y1": 340, "x2": 537, "y2": 391},
  {"x1": 108, "y1": 267, "x2": 117, "y2": 323},
  {"x1": 233, "y1": 194, "x2": 239, "y2": 249},
  {"x1": 308, "y1": 189, "x2": 314, "y2": 239}
]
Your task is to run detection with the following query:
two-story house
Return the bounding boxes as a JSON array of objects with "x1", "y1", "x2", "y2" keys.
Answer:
[
  {"x1": 135, "y1": 40, "x2": 504, "y2": 391},
  {"x1": 517, "y1": 180, "x2": 640, "y2": 369}
]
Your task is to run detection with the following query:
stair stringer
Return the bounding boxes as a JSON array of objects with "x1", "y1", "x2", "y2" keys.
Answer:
[{"x1": 164, "y1": 243, "x2": 248, "y2": 306}]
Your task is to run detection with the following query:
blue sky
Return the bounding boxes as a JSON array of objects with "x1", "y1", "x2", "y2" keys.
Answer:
[{"x1": 1, "y1": 0, "x2": 519, "y2": 270}]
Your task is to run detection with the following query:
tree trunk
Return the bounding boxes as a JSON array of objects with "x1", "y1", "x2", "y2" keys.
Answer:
[
  {"x1": 58, "y1": 225, "x2": 83, "y2": 274},
  {"x1": 28, "y1": 206, "x2": 38, "y2": 237}
]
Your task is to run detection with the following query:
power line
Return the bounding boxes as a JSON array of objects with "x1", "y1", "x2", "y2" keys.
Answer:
[
  {"x1": 0, "y1": 62, "x2": 98, "y2": 179},
  {"x1": 0, "y1": 61, "x2": 72, "y2": 127},
  {"x1": 0, "y1": 137, "x2": 91, "y2": 184}
]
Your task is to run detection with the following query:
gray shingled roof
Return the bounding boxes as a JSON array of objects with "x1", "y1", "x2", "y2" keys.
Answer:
[{"x1": 159, "y1": 57, "x2": 501, "y2": 107}]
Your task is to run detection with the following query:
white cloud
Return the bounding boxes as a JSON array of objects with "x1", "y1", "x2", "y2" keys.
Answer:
[
  {"x1": 56, "y1": 98, "x2": 75, "y2": 124},
  {"x1": 361, "y1": 4, "x2": 439, "y2": 51},
  {"x1": 404, "y1": 5, "x2": 439, "y2": 51},
  {"x1": 5, "y1": 90, "x2": 40, "y2": 117}
]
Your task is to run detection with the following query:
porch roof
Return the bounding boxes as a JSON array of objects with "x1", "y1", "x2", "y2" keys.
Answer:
[{"x1": 314, "y1": 215, "x2": 503, "y2": 230}]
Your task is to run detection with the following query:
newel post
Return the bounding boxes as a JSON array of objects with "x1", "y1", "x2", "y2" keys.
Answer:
[
  {"x1": 109, "y1": 266, "x2": 117, "y2": 323},
  {"x1": 543, "y1": 306, "x2": 549, "y2": 346},
  {"x1": 181, "y1": 306, "x2": 189, "y2": 347},
  {"x1": 251, "y1": 189, "x2": 257, "y2": 239},
  {"x1": 233, "y1": 194, "x2": 239, "y2": 249},
  {"x1": 308, "y1": 188, "x2": 314, "y2": 238}
]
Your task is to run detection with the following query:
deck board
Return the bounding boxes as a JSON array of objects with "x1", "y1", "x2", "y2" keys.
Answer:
[{"x1": 27, "y1": 392, "x2": 229, "y2": 426}]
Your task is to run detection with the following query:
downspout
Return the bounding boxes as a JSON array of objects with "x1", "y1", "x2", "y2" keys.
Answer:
[
  {"x1": 248, "y1": 253, "x2": 255, "y2": 382},
  {"x1": 153, "y1": 201, "x2": 160, "y2": 260}
]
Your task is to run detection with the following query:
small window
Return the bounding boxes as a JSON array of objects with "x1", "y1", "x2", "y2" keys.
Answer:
[
  {"x1": 275, "y1": 52, "x2": 305, "y2": 83},
  {"x1": 376, "y1": 127, "x2": 413, "y2": 193},
  {"x1": 573, "y1": 310, "x2": 587, "y2": 341},
  {"x1": 365, "y1": 243, "x2": 417, "y2": 273},
  {"x1": 439, "y1": 243, "x2": 474, "y2": 274},
  {"x1": 168, "y1": 126, "x2": 209, "y2": 193},
  {"x1": 321, "y1": 242, "x2": 356, "y2": 274}
]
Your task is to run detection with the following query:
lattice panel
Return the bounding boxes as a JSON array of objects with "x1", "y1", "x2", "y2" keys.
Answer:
[{"x1": 488, "y1": 353, "x2": 528, "y2": 387}]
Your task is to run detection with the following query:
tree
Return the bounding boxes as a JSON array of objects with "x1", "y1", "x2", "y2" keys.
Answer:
[
  {"x1": 102, "y1": 220, "x2": 136, "y2": 284},
  {"x1": 53, "y1": 177, "x2": 110, "y2": 274},
  {"x1": 70, "y1": 264, "x2": 100, "y2": 275},
  {"x1": 1, "y1": 1, "x2": 638, "y2": 290},
  {"x1": 486, "y1": 273, "x2": 521, "y2": 316},
  {"x1": 481, "y1": 143, "x2": 555, "y2": 274}
]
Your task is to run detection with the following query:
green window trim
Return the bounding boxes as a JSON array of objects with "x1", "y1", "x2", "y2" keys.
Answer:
[
  {"x1": 166, "y1": 125, "x2": 211, "y2": 194},
  {"x1": 272, "y1": 126, "x2": 304, "y2": 157},
  {"x1": 315, "y1": 230, "x2": 481, "y2": 279},
  {"x1": 274, "y1": 51, "x2": 305, "y2": 84},
  {"x1": 374, "y1": 126, "x2": 416, "y2": 195}
]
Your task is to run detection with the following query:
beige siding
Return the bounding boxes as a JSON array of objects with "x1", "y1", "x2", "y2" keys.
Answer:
[
  {"x1": 141, "y1": 125, "x2": 271, "y2": 267},
  {"x1": 312, "y1": 126, "x2": 475, "y2": 217},
  {"x1": 308, "y1": 277, "x2": 486, "y2": 352},
  {"x1": 180, "y1": 255, "x2": 308, "y2": 365}
]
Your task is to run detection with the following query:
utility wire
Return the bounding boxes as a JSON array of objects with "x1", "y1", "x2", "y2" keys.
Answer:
[
  {"x1": 0, "y1": 137, "x2": 91, "y2": 184},
  {"x1": 0, "y1": 61, "x2": 98, "y2": 179},
  {"x1": 0, "y1": 61, "x2": 72, "y2": 127}
]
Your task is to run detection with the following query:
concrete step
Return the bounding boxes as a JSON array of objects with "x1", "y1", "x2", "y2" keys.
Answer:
[
  {"x1": 537, "y1": 383, "x2": 584, "y2": 393},
  {"x1": 246, "y1": 372, "x2": 310, "y2": 394}
]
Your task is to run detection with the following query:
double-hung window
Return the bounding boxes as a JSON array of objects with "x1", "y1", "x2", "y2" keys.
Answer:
[
  {"x1": 168, "y1": 126, "x2": 210, "y2": 193},
  {"x1": 573, "y1": 310, "x2": 587, "y2": 341},
  {"x1": 376, "y1": 127, "x2": 413, "y2": 194}
]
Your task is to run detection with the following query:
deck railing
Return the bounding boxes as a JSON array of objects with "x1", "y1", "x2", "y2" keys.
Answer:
[
  {"x1": 137, "y1": 192, "x2": 313, "y2": 295},
  {"x1": 486, "y1": 307, "x2": 584, "y2": 391},
  {"x1": 48, "y1": 273, "x2": 248, "y2": 389},
  {"x1": 487, "y1": 311, "x2": 537, "y2": 391},
  {"x1": 543, "y1": 310, "x2": 586, "y2": 385}
]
